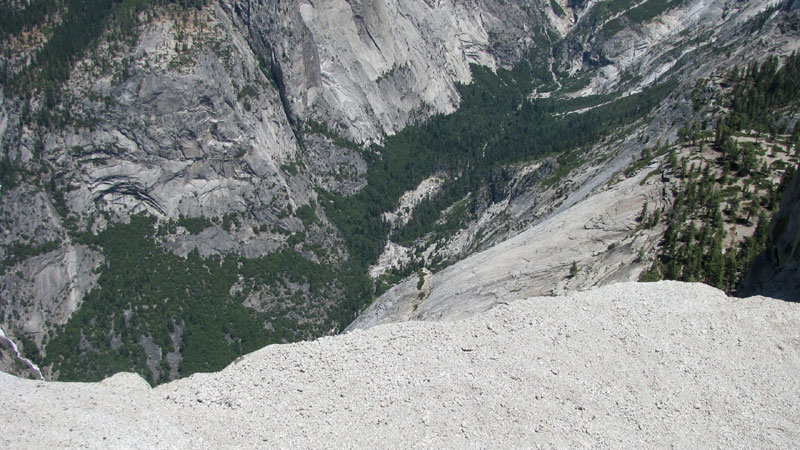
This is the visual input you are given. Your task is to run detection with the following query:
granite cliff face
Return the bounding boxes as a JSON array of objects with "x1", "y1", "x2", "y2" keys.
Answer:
[
  {"x1": 347, "y1": 157, "x2": 670, "y2": 330},
  {"x1": 354, "y1": 0, "x2": 800, "y2": 329},
  {"x1": 0, "y1": 0, "x2": 564, "y2": 380},
  {"x1": 226, "y1": 0, "x2": 535, "y2": 143},
  {"x1": 1, "y1": 4, "x2": 331, "y2": 381}
]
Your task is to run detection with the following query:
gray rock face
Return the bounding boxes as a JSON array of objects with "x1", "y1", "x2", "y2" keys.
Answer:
[
  {"x1": 348, "y1": 156, "x2": 670, "y2": 331},
  {"x1": 56, "y1": 7, "x2": 306, "y2": 223},
  {"x1": 2, "y1": 282, "x2": 800, "y2": 448},
  {"x1": 0, "y1": 0, "x2": 796, "y2": 382},
  {"x1": 556, "y1": 0, "x2": 784, "y2": 97},
  {"x1": 0, "y1": 0, "x2": 559, "y2": 377},
  {"x1": 227, "y1": 0, "x2": 553, "y2": 143},
  {"x1": 301, "y1": 134, "x2": 367, "y2": 196},
  {"x1": 351, "y1": 0, "x2": 800, "y2": 331},
  {"x1": 0, "y1": 245, "x2": 102, "y2": 347},
  {"x1": 0, "y1": 4, "x2": 335, "y2": 376}
]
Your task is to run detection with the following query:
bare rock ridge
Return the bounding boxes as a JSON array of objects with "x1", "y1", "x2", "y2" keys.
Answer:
[
  {"x1": 350, "y1": 0, "x2": 800, "y2": 331},
  {"x1": 347, "y1": 155, "x2": 669, "y2": 331},
  {"x1": 2, "y1": 282, "x2": 800, "y2": 448}
]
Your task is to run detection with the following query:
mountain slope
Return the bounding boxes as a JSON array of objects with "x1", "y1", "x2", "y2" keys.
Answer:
[
  {"x1": 0, "y1": 0, "x2": 579, "y2": 382},
  {"x1": 347, "y1": 156, "x2": 668, "y2": 330},
  {"x1": 0, "y1": 0, "x2": 798, "y2": 383},
  {"x1": 352, "y1": 0, "x2": 800, "y2": 329},
  {"x1": 2, "y1": 282, "x2": 799, "y2": 448},
  {"x1": 741, "y1": 167, "x2": 800, "y2": 299}
]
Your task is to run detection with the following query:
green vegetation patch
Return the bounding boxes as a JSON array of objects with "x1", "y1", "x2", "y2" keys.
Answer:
[
  {"x1": 1, "y1": 239, "x2": 61, "y2": 273},
  {"x1": 323, "y1": 56, "x2": 676, "y2": 286},
  {"x1": 295, "y1": 204, "x2": 317, "y2": 228},
  {"x1": 3, "y1": 0, "x2": 209, "y2": 114},
  {"x1": 177, "y1": 215, "x2": 214, "y2": 234},
  {"x1": 44, "y1": 215, "x2": 337, "y2": 384},
  {"x1": 640, "y1": 54, "x2": 800, "y2": 291},
  {"x1": 601, "y1": 0, "x2": 684, "y2": 37},
  {"x1": 550, "y1": 0, "x2": 566, "y2": 18},
  {"x1": 725, "y1": 53, "x2": 800, "y2": 135},
  {"x1": 0, "y1": 0, "x2": 63, "y2": 41}
]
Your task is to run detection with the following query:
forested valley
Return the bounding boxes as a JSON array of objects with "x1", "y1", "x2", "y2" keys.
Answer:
[{"x1": 1, "y1": 0, "x2": 798, "y2": 384}]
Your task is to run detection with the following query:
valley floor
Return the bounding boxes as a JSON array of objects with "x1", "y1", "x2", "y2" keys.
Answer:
[{"x1": 2, "y1": 281, "x2": 799, "y2": 448}]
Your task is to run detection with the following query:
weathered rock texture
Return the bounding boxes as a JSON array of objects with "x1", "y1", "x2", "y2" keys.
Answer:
[
  {"x1": 349, "y1": 154, "x2": 669, "y2": 330},
  {"x1": 227, "y1": 0, "x2": 558, "y2": 143},
  {"x1": 358, "y1": 0, "x2": 800, "y2": 330},
  {"x1": 0, "y1": 0, "x2": 563, "y2": 374},
  {"x1": 0, "y1": 4, "x2": 355, "y2": 372},
  {"x1": 1, "y1": 0, "x2": 797, "y2": 382},
  {"x1": 2, "y1": 282, "x2": 799, "y2": 448}
]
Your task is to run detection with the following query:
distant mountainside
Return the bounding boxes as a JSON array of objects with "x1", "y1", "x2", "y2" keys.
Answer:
[
  {"x1": 1, "y1": 0, "x2": 798, "y2": 383},
  {"x1": 351, "y1": 49, "x2": 800, "y2": 330}
]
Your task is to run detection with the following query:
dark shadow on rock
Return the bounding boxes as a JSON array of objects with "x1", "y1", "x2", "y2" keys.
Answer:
[{"x1": 739, "y1": 165, "x2": 800, "y2": 302}]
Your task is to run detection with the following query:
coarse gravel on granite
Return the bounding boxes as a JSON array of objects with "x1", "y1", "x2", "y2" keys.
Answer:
[{"x1": 2, "y1": 281, "x2": 799, "y2": 449}]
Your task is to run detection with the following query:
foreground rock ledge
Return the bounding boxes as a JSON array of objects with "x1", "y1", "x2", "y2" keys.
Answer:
[{"x1": 2, "y1": 281, "x2": 799, "y2": 449}]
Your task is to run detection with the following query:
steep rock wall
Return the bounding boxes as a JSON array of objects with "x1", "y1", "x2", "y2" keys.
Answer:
[
  {"x1": 0, "y1": 0, "x2": 557, "y2": 378},
  {"x1": 741, "y1": 167, "x2": 800, "y2": 301},
  {"x1": 226, "y1": 0, "x2": 553, "y2": 143}
]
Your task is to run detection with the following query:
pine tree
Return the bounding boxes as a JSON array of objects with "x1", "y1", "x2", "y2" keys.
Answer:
[
  {"x1": 723, "y1": 250, "x2": 739, "y2": 292},
  {"x1": 704, "y1": 235, "x2": 724, "y2": 289},
  {"x1": 668, "y1": 148, "x2": 679, "y2": 169},
  {"x1": 727, "y1": 196, "x2": 740, "y2": 220},
  {"x1": 649, "y1": 209, "x2": 661, "y2": 228},
  {"x1": 745, "y1": 200, "x2": 760, "y2": 226},
  {"x1": 638, "y1": 202, "x2": 649, "y2": 224}
]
